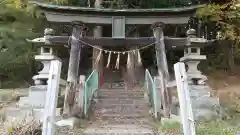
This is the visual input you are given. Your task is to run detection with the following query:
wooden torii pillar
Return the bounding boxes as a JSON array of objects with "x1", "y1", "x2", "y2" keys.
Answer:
[
  {"x1": 93, "y1": 0, "x2": 103, "y2": 87},
  {"x1": 63, "y1": 21, "x2": 85, "y2": 116},
  {"x1": 152, "y1": 22, "x2": 171, "y2": 118}
]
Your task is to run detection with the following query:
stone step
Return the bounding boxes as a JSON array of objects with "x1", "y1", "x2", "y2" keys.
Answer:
[
  {"x1": 84, "y1": 131, "x2": 155, "y2": 135},
  {"x1": 101, "y1": 83, "x2": 125, "y2": 89},
  {"x1": 94, "y1": 104, "x2": 149, "y2": 111},
  {"x1": 86, "y1": 123, "x2": 153, "y2": 129},
  {"x1": 190, "y1": 85, "x2": 211, "y2": 91},
  {"x1": 28, "y1": 85, "x2": 47, "y2": 93},
  {"x1": 98, "y1": 91, "x2": 145, "y2": 98},
  {"x1": 102, "y1": 118, "x2": 152, "y2": 125},
  {"x1": 84, "y1": 127, "x2": 155, "y2": 135},
  {"x1": 17, "y1": 96, "x2": 46, "y2": 108},
  {"x1": 99, "y1": 88, "x2": 127, "y2": 92},
  {"x1": 95, "y1": 104, "x2": 149, "y2": 112},
  {"x1": 98, "y1": 96, "x2": 144, "y2": 100},
  {"x1": 98, "y1": 99, "x2": 148, "y2": 105},
  {"x1": 98, "y1": 113, "x2": 148, "y2": 120},
  {"x1": 100, "y1": 89, "x2": 144, "y2": 93},
  {"x1": 95, "y1": 109, "x2": 149, "y2": 116}
]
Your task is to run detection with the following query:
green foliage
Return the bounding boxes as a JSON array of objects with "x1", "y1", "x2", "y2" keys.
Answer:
[
  {"x1": 48, "y1": 0, "x2": 80, "y2": 5},
  {"x1": 196, "y1": 1, "x2": 240, "y2": 42},
  {"x1": 0, "y1": 0, "x2": 45, "y2": 85},
  {"x1": 102, "y1": 0, "x2": 200, "y2": 9},
  {"x1": 196, "y1": 1, "x2": 240, "y2": 72}
]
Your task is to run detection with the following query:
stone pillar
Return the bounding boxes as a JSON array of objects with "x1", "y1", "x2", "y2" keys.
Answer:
[
  {"x1": 93, "y1": 26, "x2": 103, "y2": 86},
  {"x1": 152, "y1": 22, "x2": 171, "y2": 118},
  {"x1": 152, "y1": 22, "x2": 169, "y2": 80},
  {"x1": 180, "y1": 29, "x2": 219, "y2": 120},
  {"x1": 93, "y1": 0, "x2": 104, "y2": 87},
  {"x1": 64, "y1": 21, "x2": 85, "y2": 116}
]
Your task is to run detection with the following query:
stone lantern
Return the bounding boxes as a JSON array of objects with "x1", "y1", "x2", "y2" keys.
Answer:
[
  {"x1": 180, "y1": 29, "x2": 207, "y2": 85},
  {"x1": 32, "y1": 28, "x2": 61, "y2": 85},
  {"x1": 7, "y1": 28, "x2": 62, "y2": 122},
  {"x1": 180, "y1": 29, "x2": 220, "y2": 120}
]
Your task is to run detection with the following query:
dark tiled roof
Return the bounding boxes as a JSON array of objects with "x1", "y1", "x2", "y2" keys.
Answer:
[{"x1": 30, "y1": 1, "x2": 205, "y2": 16}]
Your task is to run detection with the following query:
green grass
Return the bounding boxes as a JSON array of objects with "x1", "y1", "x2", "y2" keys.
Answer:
[
  {"x1": 196, "y1": 120, "x2": 239, "y2": 135},
  {"x1": 157, "y1": 119, "x2": 240, "y2": 135}
]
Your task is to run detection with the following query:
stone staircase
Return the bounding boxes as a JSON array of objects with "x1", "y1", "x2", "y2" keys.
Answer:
[{"x1": 84, "y1": 82, "x2": 157, "y2": 135}]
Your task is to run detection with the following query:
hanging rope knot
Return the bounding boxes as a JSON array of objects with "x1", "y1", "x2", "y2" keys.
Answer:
[
  {"x1": 115, "y1": 52, "x2": 120, "y2": 69},
  {"x1": 106, "y1": 51, "x2": 112, "y2": 68},
  {"x1": 67, "y1": 36, "x2": 156, "y2": 69},
  {"x1": 95, "y1": 49, "x2": 102, "y2": 66},
  {"x1": 127, "y1": 52, "x2": 131, "y2": 68},
  {"x1": 137, "y1": 49, "x2": 142, "y2": 66},
  {"x1": 71, "y1": 36, "x2": 77, "y2": 41}
]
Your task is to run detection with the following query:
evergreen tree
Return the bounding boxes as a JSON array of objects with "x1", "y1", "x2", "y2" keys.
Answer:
[{"x1": 0, "y1": 0, "x2": 45, "y2": 86}]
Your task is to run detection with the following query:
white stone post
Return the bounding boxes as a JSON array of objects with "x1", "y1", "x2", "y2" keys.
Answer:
[
  {"x1": 174, "y1": 62, "x2": 196, "y2": 135},
  {"x1": 42, "y1": 60, "x2": 62, "y2": 135}
]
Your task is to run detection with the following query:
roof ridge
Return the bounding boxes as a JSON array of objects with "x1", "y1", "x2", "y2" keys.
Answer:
[{"x1": 30, "y1": 1, "x2": 205, "y2": 13}]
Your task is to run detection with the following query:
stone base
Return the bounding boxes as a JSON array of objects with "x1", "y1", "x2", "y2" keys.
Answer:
[
  {"x1": 5, "y1": 107, "x2": 61, "y2": 122},
  {"x1": 5, "y1": 85, "x2": 62, "y2": 123},
  {"x1": 171, "y1": 84, "x2": 220, "y2": 121},
  {"x1": 55, "y1": 117, "x2": 80, "y2": 129},
  {"x1": 162, "y1": 114, "x2": 181, "y2": 124},
  {"x1": 190, "y1": 85, "x2": 219, "y2": 107},
  {"x1": 193, "y1": 108, "x2": 219, "y2": 121},
  {"x1": 17, "y1": 85, "x2": 47, "y2": 108},
  {"x1": 189, "y1": 84, "x2": 219, "y2": 120}
]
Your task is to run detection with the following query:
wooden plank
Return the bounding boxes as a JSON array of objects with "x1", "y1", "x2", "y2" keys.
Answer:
[
  {"x1": 174, "y1": 62, "x2": 196, "y2": 135},
  {"x1": 152, "y1": 22, "x2": 171, "y2": 118},
  {"x1": 63, "y1": 22, "x2": 85, "y2": 116},
  {"x1": 112, "y1": 16, "x2": 125, "y2": 38},
  {"x1": 42, "y1": 60, "x2": 62, "y2": 135}
]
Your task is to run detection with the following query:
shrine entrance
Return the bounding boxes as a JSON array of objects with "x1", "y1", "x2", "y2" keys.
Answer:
[
  {"x1": 30, "y1": 1, "x2": 207, "y2": 122},
  {"x1": 101, "y1": 46, "x2": 127, "y2": 83},
  {"x1": 25, "y1": 2, "x2": 221, "y2": 134}
]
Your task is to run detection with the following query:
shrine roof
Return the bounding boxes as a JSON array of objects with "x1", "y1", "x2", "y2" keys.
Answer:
[{"x1": 31, "y1": 1, "x2": 204, "y2": 16}]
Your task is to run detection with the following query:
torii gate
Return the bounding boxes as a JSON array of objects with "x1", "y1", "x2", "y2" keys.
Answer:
[{"x1": 31, "y1": 1, "x2": 205, "y2": 116}]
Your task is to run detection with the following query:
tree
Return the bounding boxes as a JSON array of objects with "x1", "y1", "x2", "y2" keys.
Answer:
[
  {"x1": 0, "y1": 0, "x2": 45, "y2": 87},
  {"x1": 196, "y1": 0, "x2": 240, "y2": 73}
]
